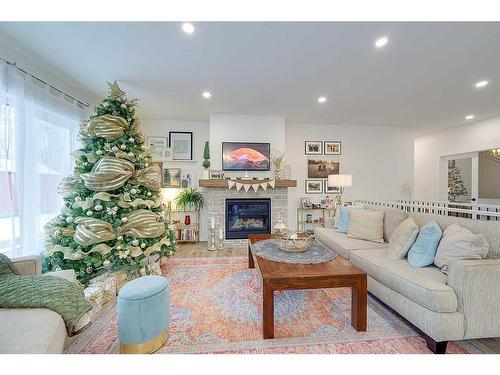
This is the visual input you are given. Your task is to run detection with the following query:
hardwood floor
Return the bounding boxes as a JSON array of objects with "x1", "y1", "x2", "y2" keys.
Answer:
[{"x1": 172, "y1": 241, "x2": 500, "y2": 353}]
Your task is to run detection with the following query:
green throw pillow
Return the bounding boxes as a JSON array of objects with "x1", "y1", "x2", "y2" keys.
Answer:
[{"x1": 0, "y1": 254, "x2": 20, "y2": 276}]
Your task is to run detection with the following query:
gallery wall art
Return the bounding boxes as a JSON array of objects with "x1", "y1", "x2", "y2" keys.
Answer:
[{"x1": 307, "y1": 158, "x2": 340, "y2": 178}]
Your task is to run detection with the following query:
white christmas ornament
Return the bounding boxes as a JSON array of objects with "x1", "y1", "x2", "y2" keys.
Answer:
[
  {"x1": 116, "y1": 245, "x2": 122, "y2": 250},
  {"x1": 96, "y1": 150, "x2": 103, "y2": 156},
  {"x1": 121, "y1": 217, "x2": 129, "y2": 223},
  {"x1": 128, "y1": 138, "x2": 135, "y2": 143},
  {"x1": 102, "y1": 102, "x2": 109, "y2": 108},
  {"x1": 120, "y1": 104, "x2": 127, "y2": 109},
  {"x1": 117, "y1": 236, "x2": 123, "y2": 241},
  {"x1": 132, "y1": 239, "x2": 139, "y2": 246},
  {"x1": 112, "y1": 146, "x2": 119, "y2": 152},
  {"x1": 140, "y1": 242, "x2": 146, "y2": 249},
  {"x1": 147, "y1": 192, "x2": 152, "y2": 197},
  {"x1": 94, "y1": 204, "x2": 103, "y2": 211},
  {"x1": 103, "y1": 260, "x2": 111, "y2": 268},
  {"x1": 66, "y1": 216, "x2": 74, "y2": 223},
  {"x1": 120, "y1": 144, "x2": 127, "y2": 150},
  {"x1": 130, "y1": 188, "x2": 137, "y2": 194},
  {"x1": 86, "y1": 210, "x2": 93, "y2": 216}
]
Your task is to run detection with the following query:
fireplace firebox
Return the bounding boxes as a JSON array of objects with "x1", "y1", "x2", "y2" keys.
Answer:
[{"x1": 225, "y1": 198, "x2": 271, "y2": 240}]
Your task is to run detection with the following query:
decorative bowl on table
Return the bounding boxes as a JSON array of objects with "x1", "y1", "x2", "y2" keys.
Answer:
[{"x1": 275, "y1": 232, "x2": 313, "y2": 253}]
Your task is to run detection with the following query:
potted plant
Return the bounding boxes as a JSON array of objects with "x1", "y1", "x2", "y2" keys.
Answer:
[
  {"x1": 174, "y1": 188, "x2": 204, "y2": 211},
  {"x1": 202, "y1": 141, "x2": 210, "y2": 179}
]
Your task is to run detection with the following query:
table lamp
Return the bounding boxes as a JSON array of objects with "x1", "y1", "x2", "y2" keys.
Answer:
[{"x1": 327, "y1": 174, "x2": 352, "y2": 206}]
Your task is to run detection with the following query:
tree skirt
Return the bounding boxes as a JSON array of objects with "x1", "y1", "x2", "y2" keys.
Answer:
[{"x1": 250, "y1": 239, "x2": 337, "y2": 264}]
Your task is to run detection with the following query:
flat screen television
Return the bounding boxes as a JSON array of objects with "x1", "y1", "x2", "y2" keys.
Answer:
[{"x1": 222, "y1": 142, "x2": 271, "y2": 171}]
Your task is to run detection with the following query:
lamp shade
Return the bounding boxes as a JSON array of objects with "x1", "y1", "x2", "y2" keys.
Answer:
[{"x1": 328, "y1": 174, "x2": 352, "y2": 188}]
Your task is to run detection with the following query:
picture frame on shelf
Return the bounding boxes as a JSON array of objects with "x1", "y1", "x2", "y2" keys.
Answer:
[
  {"x1": 300, "y1": 197, "x2": 313, "y2": 209},
  {"x1": 147, "y1": 136, "x2": 168, "y2": 161},
  {"x1": 169, "y1": 131, "x2": 193, "y2": 160},
  {"x1": 305, "y1": 141, "x2": 322, "y2": 155},
  {"x1": 181, "y1": 168, "x2": 196, "y2": 188},
  {"x1": 324, "y1": 141, "x2": 342, "y2": 155},
  {"x1": 209, "y1": 170, "x2": 223, "y2": 179},
  {"x1": 307, "y1": 158, "x2": 340, "y2": 178},
  {"x1": 305, "y1": 179, "x2": 323, "y2": 194},
  {"x1": 324, "y1": 180, "x2": 340, "y2": 194},
  {"x1": 164, "y1": 168, "x2": 182, "y2": 188}
]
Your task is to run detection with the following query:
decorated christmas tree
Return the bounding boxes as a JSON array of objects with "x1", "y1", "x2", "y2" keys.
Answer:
[
  {"x1": 43, "y1": 82, "x2": 176, "y2": 286},
  {"x1": 448, "y1": 164, "x2": 468, "y2": 202}
]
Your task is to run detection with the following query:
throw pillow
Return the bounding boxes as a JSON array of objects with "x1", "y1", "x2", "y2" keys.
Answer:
[
  {"x1": 388, "y1": 218, "x2": 419, "y2": 259},
  {"x1": 434, "y1": 223, "x2": 489, "y2": 272},
  {"x1": 335, "y1": 206, "x2": 350, "y2": 234},
  {"x1": 407, "y1": 221, "x2": 442, "y2": 267},
  {"x1": 347, "y1": 209, "x2": 385, "y2": 243},
  {"x1": 0, "y1": 254, "x2": 19, "y2": 276}
]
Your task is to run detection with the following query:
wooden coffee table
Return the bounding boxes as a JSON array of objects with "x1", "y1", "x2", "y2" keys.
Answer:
[{"x1": 248, "y1": 234, "x2": 367, "y2": 339}]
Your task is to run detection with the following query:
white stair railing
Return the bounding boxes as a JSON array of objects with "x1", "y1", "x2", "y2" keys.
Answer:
[{"x1": 357, "y1": 200, "x2": 500, "y2": 221}]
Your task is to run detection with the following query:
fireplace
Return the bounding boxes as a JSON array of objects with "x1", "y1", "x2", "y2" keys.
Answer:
[{"x1": 225, "y1": 198, "x2": 271, "y2": 239}]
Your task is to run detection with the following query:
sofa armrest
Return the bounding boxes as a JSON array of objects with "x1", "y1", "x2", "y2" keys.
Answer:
[
  {"x1": 11, "y1": 255, "x2": 41, "y2": 276},
  {"x1": 447, "y1": 258, "x2": 500, "y2": 339}
]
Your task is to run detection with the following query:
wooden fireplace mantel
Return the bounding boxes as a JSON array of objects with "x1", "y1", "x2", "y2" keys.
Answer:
[{"x1": 199, "y1": 179, "x2": 297, "y2": 188}]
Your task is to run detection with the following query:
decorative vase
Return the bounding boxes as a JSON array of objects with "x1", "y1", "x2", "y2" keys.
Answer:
[
  {"x1": 184, "y1": 215, "x2": 191, "y2": 226},
  {"x1": 202, "y1": 169, "x2": 209, "y2": 179},
  {"x1": 274, "y1": 167, "x2": 281, "y2": 180}
]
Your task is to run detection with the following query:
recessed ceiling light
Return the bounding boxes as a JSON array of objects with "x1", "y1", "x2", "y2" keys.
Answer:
[
  {"x1": 182, "y1": 23, "x2": 195, "y2": 35},
  {"x1": 465, "y1": 114, "x2": 475, "y2": 120},
  {"x1": 202, "y1": 91, "x2": 211, "y2": 99},
  {"x1": 374, "y1": 36, "x2": 389, "y2": 48},
  {"x1": 318, "y1": 96, "x2": 326, "y2": 103},
  {"x1": 474, "y1": 80, "x2": 489, "y2": 88}
]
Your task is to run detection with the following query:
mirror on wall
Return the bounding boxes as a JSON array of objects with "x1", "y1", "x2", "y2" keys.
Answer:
[{"x1": 445, "y1": 147, "x2": 500, "y2": 204}]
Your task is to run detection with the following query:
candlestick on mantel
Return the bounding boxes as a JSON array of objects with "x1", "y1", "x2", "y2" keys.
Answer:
[
  {"x1": 219, "y1": 228, "x2": 223, "y2": 240},
  {"x1": 210, "y1": 218, "x2": 215, "y2": 229}
]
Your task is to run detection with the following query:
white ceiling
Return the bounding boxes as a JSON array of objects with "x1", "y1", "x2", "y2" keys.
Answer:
[{"x1": 0, "y1": 22, "x2": 499, "y2": 129}]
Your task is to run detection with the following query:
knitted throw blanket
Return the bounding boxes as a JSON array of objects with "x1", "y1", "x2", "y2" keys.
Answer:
[{"x1": 0, "y1": 254, "x2": 90, "y2": 335}]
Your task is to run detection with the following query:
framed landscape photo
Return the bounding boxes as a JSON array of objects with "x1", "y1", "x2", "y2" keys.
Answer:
[
  {"x1": 307, "y1": 158, "x2": 340, "y2": 178},
  {"x1": 305, "y1": 179, "x2": 323, "y2": 194},
  {"x1": 324, "y1": 141, "x2": 342, "y2": 155},
  {"x1": 147, "y1": 136, "x2": 168, "y2": 161},
  {"x1": 169, "y1": 131, "x2": 193, "y2": 160},
  {"x1": 222, "y1": 142, "x2": 270, "y2": 171},
  {"x1": 164, "y1": 168, "x2": 182, "y2": 188},
  {"x1": 324, "y1": 180, "x2": 340, "y2": 194},
  {"x1": 305, "y1": 141, "x2": 322, "y2": 155}
]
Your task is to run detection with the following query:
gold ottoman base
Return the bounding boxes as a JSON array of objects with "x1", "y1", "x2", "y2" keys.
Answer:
[{"x1": 119, "y1": 329, "x2": 168, "y2": 354}]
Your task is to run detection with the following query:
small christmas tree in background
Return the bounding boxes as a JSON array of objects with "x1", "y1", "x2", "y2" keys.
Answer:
[
  {"x1": 448, "y1": 163, "x2": 468, "y2": 202},
  {"x1": 43, "y1": 82, "x2": 176, "y2": 286}
]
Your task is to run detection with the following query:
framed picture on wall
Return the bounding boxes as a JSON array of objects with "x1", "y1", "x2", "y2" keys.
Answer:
[
  {"x1": 324, "y1": 180, "x2": 340, "y2": 194},
  {"x1": 147, "y1": 136, "x2": 168, "y2": 161},
  {"x1": 307, "y1": 158, "x2": 340, "y2": 178},
  {"x1": 169, "y1": 131, "x2": 193, "y2": 160},
  {"x1": 164, "y1": 168, "x2": 182, "y2": 188},
  {"x1": 305, "y1": 141, "x2": 322, "y2": 155},
  {"x1": 324, "y1": 141, "x2": 342, "y2": 155},
  {"x1": 305, "y1": 179, "x2": 323, "y2": 194}
]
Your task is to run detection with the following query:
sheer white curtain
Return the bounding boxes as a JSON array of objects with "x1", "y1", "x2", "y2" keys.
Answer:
[{"x1": 0, "y1": 60, "x2": 88, "y2": 257}]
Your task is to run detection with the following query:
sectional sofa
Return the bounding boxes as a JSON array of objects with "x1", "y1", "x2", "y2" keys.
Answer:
[{"x1": 315, "y1": 206, "x2": 500, "y2": 354}]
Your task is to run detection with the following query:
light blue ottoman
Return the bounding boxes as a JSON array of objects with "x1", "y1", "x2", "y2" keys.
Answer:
[{"x1": 118, "y1": 275, "x2": 170, "y2": 354}]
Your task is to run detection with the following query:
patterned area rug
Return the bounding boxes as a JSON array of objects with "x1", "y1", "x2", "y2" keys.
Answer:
[{"x1": 66, "y1": 257, "x2": 481, "y2": 354}]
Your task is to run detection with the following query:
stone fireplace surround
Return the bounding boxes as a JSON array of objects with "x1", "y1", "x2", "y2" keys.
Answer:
[{"x1": 202, "y1": 186, "x2": 289, "y2": 245}]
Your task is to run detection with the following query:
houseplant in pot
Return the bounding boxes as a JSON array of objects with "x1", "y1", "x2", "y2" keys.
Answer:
[{"x1": 174, "y1": 188, "x2": 204, "y2": 212}]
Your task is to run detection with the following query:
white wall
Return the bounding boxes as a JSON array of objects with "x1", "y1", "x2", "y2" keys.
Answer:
[
  {"x1": 209, "y1": 114, "x2": 286, "y2": 178},
  {"x1": 141, "y1": 119, "x2": 210, "y2": 239},
  {"x1": 0, "y1": 37, "x2": 98, "y2": 107},
  {"x1": 286, "y1": 123, "x2": 415, "y2": 229},
  {"x1": 414, "y1": 116, "x2": 500, "y2": 201}
]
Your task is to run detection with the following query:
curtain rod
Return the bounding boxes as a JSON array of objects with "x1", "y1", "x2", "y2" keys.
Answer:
[{"x1": 0, "y1": 56, "x2": 90, "y2": 108}]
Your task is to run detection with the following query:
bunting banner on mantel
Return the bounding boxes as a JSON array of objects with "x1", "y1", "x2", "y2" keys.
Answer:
[{"x1": 227, "y1": 179, "x2": 276, "y2": 192}]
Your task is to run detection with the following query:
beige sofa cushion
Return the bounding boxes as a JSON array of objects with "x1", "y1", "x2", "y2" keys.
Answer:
[
  {"x1": 434, "y1": 223, "x2": 489, "y2": 271},
  {"x1": 350, "y1": 248, "x2": 458, "y2": 313},
  {"x1": 315, "y1": 228, "x2": 387, "y2": 259},
  {"x1": 0, "y1": 308, "x2": 66, "y2": 353},
  {"x1": 367, "y1": 206, "x2": 409, "y2": 242},
  {"x1": 388, "y1": 218, "x2": 419, "y2": 259},
  {"x1": 348, "y1": 209, "x2": 385, "y2": 243}
]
